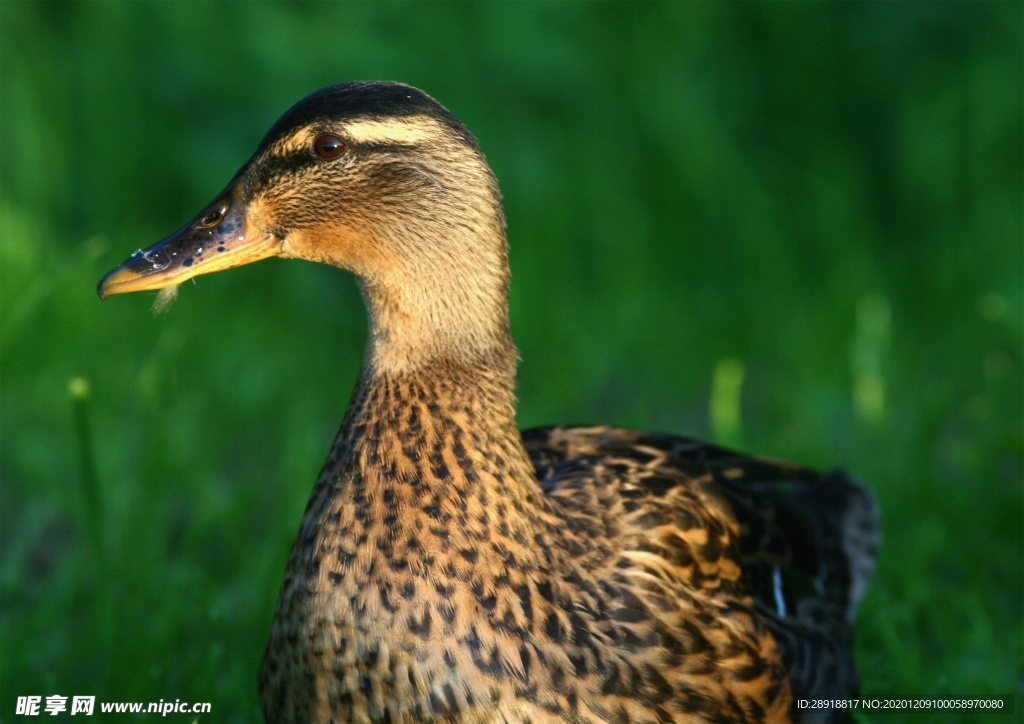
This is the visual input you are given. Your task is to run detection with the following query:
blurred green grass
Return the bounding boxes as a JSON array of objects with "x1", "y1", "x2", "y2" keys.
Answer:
[{"x1": 1, "y1": 2, "x2": 1021, "y2": 721}]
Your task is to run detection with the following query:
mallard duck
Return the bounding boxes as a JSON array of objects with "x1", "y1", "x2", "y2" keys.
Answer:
[{"x1": 99, "y1": 81, "x2": 880, "y2": 723}]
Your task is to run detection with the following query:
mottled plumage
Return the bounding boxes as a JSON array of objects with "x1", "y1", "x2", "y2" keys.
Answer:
[{"x1": 99, "y1": 81, "x2": 880, "y2": 723}]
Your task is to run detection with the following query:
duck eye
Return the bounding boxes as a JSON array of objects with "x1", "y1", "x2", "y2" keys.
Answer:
[{"x1": 314, "y1": 134, "x2": 346, "y2": 159}]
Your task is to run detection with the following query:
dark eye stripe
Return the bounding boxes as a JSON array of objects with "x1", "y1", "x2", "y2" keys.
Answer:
[{"x1": 245, "y1": 153, "x2": 313, "y2": 197}]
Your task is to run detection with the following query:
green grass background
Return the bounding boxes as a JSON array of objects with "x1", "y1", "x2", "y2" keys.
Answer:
[{"x1": 1, "y1": 2, "x2": 1021, "y2": 721}]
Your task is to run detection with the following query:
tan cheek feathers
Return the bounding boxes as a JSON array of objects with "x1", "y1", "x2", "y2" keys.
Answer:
[{"x1": 281, "y1": 222, "x2": 405, "y2": 279}]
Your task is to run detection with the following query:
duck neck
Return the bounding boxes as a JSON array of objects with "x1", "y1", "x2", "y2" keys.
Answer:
[
  {"x1": 353, "y1": 197, "x2": 515, "y2": 377},
  {"x1": 320, "y1": 357, "x2": 551, "y2": 553}
]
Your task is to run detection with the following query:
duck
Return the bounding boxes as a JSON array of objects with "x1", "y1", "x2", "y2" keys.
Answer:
[{"x1": 98, "y1": 81, "x2": 880, "y2": 723}]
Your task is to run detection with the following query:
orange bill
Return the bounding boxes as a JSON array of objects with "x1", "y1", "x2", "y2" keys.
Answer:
[{"x1": 97, "y1": 184, "x2": 281, "y2": 300}]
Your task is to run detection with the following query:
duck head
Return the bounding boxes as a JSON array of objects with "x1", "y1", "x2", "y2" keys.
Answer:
[{"x1": 99, "y1": 81, "x2": 514, "y2": 373}]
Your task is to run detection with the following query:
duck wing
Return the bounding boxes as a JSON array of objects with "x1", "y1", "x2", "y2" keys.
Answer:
[{"x1": 522, "y1": 425, "x2": 880, "y2": 712}]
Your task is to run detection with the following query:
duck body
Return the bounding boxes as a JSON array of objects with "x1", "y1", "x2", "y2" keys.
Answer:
[
  {"x1": 258, "y1": 361, "x2": 874, "y2": 723},
  {"x1": 98, "y1": 82, "x2": 879, "y2": 723}
]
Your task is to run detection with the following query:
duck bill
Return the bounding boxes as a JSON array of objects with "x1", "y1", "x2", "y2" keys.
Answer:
[{"x1": 97, "y1": 185, "x2": 281, "y2": 300}]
